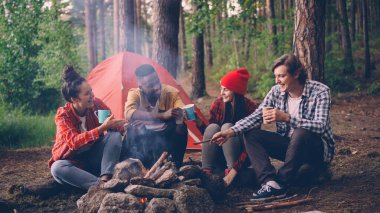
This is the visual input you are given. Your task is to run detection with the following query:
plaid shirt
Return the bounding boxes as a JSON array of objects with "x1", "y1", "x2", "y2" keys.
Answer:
[
  {"x1": 48, "y1": 98, "x2": 109, "y2": 167},
  {"x1": 209, "y1": 97, "x2": 258, "y2": 125},
  {"x1": 231, "y1": 80, "x2": 335, "y2": 162}
]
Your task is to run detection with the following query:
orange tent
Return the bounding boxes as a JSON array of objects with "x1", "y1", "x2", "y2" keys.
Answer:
[{"x1": 87, "y1": 52, "x2": 207, "y2": 150}]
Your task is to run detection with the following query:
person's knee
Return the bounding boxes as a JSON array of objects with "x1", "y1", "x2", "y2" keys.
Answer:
[
  {"x1": 290, "y1": 128, "x2": 312, "y2": 145},
  {"x1": 106, "y1": 132, "x2": 122, "y2": 148},
  {"x1": 205, "y1": 123, "x2": 221, "y2": 135},
  {"x1": 51, "y1": 160, "x2": 72, "y2": 179},
  {"x1": 221, "y1": 123, "x2": 233, "y2": 131},
  {"x1": 243, "y1": 128, "x2": 263, "y2": 145}
]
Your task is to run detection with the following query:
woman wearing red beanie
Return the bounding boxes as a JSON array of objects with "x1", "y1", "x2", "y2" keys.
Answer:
[{"x1": 196, "y1": 68, "x2": 258, "y2": 177}]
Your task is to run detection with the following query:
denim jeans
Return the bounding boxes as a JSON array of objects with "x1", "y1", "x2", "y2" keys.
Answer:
[
  {"x1": 202, "y1": 123, "x2": 243, "y2": 171},
  {"x1": 51, "y1": 131, "x2": 123, "y2": 190}
]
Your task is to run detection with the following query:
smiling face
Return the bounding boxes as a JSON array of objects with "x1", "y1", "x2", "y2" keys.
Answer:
[
  {"x1": 71, "y1": 81, "x2": 94, "y2": 110},
  {"x1": 220, "y1": 86, "x2": 234, "y2": 103},
  {"x1": 274, "y1": 65, "x2": 300, "y2": 93}
]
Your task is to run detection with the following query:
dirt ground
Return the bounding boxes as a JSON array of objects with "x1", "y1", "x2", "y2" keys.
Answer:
[{"x1": 1, "y1": 78, "x2": 380, "y2": 212}]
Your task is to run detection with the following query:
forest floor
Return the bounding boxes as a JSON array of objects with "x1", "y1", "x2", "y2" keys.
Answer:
[{"x1": 0, "y1": 75, "x2": 380, "y2": 212}]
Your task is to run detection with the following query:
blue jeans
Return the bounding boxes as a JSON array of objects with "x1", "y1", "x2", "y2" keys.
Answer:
[
  {"x1": 51, "y1": 132, "x2": 123, "y2": 190},
  {"x1": 202, "y1": 123, "x2": 243, "y2": 171}
]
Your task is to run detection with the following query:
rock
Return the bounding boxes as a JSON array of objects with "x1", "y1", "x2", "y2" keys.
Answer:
[
  {"x1": 201, "y1": 174, "x2": 226, "y2": 201},
  {"x1": 177, "y1": 165, "x2": 202, "y2": 180},
  {"x1": 130, "y1": 177, "x2": 156, "y2": 187},
  {"x1": 174, "y1": 185, "x2": 214, "y2": 213},
  {"x1": 183, "y1": 179, "x2": 201, "y2": 187},
  {"x1": 113, "y1": 158, "x2": 147, "y2": 182},
  {"x1": 125, "y1": 185, "x2": 175, "y2": 199},
  {"x1": 77, "y1": 186, "x2": 110, "y2": 213},
  {"x1": 98, "y1": 193, "x2": 143, "y2": 213},
  {"x1": 145, "y1": 198, "x2": 176, "y2": 213},
  {"x1": 102, "y1": 179, "x2": 129, "y2": 192}
]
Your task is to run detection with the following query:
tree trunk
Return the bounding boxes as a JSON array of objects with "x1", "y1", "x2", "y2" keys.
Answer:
[
  {"x1": 266, "y1": 0, "x2": 277, "y2": 55},
  {"x1": 325, "y1": 1, "x2": 333, "y2": 53},
  {"x1": 85, "y1": 0, "x2": 97, "y2": 69},
  {"x1": 178, "y1": 4, "x2": 188, "y2": 72},
  {"x1": 363, "y1": 0, "x2": 371, "y2": 79},
  {"x1": 191, "y1": 3, "x2": 206, "y2": 99},
  {"x1": 135, "y1": 0, "x2": 142, "y2": 54},
  {"x1": 99, "y1": 0, "x2": 106, "y2": 60},
  {"x1": 113, "y1": 0, "x2": 120, "y2": 53},
  {"x1": 191, "y1": 33, "x2": 206, "y2": 98},
  {"x1": 126, "y1": 0, "x2": 136, "y2": 52},
  {"x1": 142, "y1": 0, "x2": 151, "y2": 58},
  {"x1": 357, "y1": 0, "x2": 363, "y2": 37},
  {"x1": 152, "y1": 0, "x2": 181, "y2": 79},
  {"x1": 338, "y1": 0, "x2": 355, "y2": 74},
  {"x1": 280, "y1": 0, "x2": 285, "y2": 33},
  {"x1": 351, "y1": 0, "x2": 356, "y2": 42},
  {"x1": 119, "y1": 0, "x2": 127, "y2": 51},
  {"x1": 335, "y1": 0, "x2": 342, "y2": 46},
  {"x1": 293, "y1": 0, "x2": 326, "y2": 82},
  {"x1": 205, "y1": 22, "x2": 213, "y2": 68}
]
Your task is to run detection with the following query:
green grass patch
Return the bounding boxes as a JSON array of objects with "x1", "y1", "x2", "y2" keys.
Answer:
[{"x1": 0, "y1": 106, "x2": 55, "y2": 149}]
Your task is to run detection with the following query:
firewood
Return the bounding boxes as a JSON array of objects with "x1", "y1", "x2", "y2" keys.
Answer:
[
  {"x1": 243, "y1": 197, "x2": 313, "y2": 211},
  {"x1": 150, "y1": 162, "x2": 175, "y2": 180},
  {"x1": 235, "y1": 194, "x2": 299, "y2": 206},
  {"x1": 144, "y1": 151, "x2": 168, "y2": 178},
  {"x1": 155, "y1": 168, "x2": 178, "y2": 188}
]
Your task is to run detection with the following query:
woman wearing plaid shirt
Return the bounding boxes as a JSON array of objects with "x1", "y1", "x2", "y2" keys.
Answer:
[
  {"x1": 195, "y1": 68, "x2": 258, "y2": 176},
  {"x1": 211, "y1": 54, "x2": 335, "y2": 200},
  {"x1": 49, "y1": 65, "x2": 127, "y2": 190}
]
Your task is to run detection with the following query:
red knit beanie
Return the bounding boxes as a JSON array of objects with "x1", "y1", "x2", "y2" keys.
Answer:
[{"x1": 220, "y1": 68, "x2": 250, "y2": 95}]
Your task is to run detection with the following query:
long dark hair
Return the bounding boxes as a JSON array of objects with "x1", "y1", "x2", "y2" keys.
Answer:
[
  {"x1": 61, "y1": 65, "x2": 85, "y2": 103},
  {"x1": 232, "y1": 94, "x2": 247, "y2": 123}
]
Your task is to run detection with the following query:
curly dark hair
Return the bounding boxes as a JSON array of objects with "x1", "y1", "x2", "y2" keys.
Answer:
[{"x1": 61, "y1": 65, "x2": 86, "y2": 103}]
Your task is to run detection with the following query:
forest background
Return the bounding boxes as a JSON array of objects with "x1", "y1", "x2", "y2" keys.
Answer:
[{"x1": 0, "y1": 0, "x2": 379, "y2": 149}]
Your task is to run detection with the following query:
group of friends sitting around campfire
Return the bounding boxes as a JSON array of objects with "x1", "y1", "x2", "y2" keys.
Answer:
[{"x1": 48, "y1": 53, "x2": 334, "y2": 200}]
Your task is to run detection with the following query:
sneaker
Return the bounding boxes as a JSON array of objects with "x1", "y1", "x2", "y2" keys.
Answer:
[{"x1": 251, "y1": 183, "x2": 287, "y2": 201}]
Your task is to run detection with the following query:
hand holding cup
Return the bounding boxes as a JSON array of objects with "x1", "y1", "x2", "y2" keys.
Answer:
[{"x1": 262, "y1": 107, "x2": 274, "y2": 124}]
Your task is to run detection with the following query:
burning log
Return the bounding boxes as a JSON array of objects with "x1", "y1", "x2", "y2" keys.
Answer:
[
  {"x1": 144, "y1": 152, "x2": 168, "y2": 178},
  {"x1": 130, "y1": 177, "x2": 156, "y2": 188},
  {"x1": 125, "y1": 185, "x2": 175, "y2": 199},
  {"x1": 155, "y1": 168, "x2": 178, "y2": 188}
]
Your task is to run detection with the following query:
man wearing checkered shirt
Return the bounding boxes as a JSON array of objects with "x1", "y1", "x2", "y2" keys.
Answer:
[{"x1": 211, "y1": 54, "x2": 335, "y2": 200}]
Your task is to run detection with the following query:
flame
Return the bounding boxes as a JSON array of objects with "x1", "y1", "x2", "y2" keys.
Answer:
[{"x1": 139, "y1": 197, "x2": 147, "y2": 204}]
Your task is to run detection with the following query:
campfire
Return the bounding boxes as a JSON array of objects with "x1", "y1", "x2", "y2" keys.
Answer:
[{"x1": 77, "y1": 151, "x2": 216, "y2": 213}]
